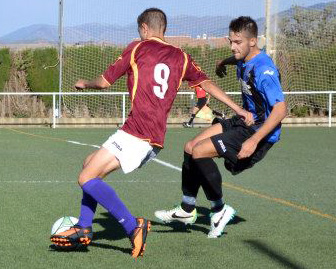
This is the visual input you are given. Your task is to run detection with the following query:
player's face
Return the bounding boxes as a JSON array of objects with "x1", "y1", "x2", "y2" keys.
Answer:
[{"x1": 229, "y1": 30, "x2": 253, "y2": 61}]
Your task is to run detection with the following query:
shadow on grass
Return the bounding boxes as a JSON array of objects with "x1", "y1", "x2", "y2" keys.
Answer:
[
  {"x1": 49, "y1": 207, "x2": 246, "y2": 255},
  {"x1": 152, "y1": 206, "x2": 246, "y2": 235},
  {"x1": 93, "y1": 212, "x2": 126, "y2": 241},
  {"x1": 244, "y1": 240, "x2": 306, "y2": 269},
  {"x1": 90, "y1": 212, "x2": 131, "y2": 254},
  {"x1": 48, "y1": 244, "x2": 90, "y2": 253}
]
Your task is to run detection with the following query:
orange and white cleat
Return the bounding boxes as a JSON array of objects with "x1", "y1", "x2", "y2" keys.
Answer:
[
  {"x1": 50, "y1": 225, "x2": 93, "y2": 249},
  {"x1": 129, "y1": 218, "x2": 151, "y2": 259}
]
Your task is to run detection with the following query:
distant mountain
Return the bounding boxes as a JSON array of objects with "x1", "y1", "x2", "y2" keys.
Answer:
[
  {"x1": 0, "y1": 1, "x2": 334, "y2": 44},
  {"x1": 0, "y1": 15, "x2": 236, "y2": 44},
  {"x1": 0, "y1": 24, "x2": 58, "y2": 44}
]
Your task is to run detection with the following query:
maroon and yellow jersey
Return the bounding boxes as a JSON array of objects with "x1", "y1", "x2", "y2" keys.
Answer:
[
  {"x1": 194, "y1": 85, "x2": 207, "y2": 98},
  {"x1": 102, "y1": 37, "x2": 209, "y2": 147}
]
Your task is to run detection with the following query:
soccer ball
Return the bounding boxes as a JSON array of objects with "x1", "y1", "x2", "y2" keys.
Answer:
[{"x1": 51, "y1": 216, "x2": 78, "y2": 235}]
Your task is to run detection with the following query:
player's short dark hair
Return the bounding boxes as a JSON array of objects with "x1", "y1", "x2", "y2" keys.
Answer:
[
  {"x1": 137, "y1": 8, "x2": 167, "y2": 34},
  {"x1": 229, "y1": 16, "x2": 258, "y2": 38}
]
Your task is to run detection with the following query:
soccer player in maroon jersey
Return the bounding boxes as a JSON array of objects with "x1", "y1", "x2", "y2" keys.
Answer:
[{"x1": 50, "y1": 8, "x2": 253, "y2": 257}]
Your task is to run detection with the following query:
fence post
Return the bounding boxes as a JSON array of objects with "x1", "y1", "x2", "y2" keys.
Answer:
[
  {"x1": 122, "y1": 93, "x2": 126, "y2": 124},
  {"x1": 52, "y1": 93, "x2": 56, "y2": 128},
  {"x1": 329, "y1": 93, "x2": 332, "y2": 128},
  {"x1": 58, "y1": 0, "x2": 64, "y2": 118},
  {"x1": 265, "y1": 0, "x2": 272, "y2": 55}
]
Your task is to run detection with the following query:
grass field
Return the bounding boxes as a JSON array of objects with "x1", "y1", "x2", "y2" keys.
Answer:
[{"x1": 0, "y1": 127, "x2": 335, "y2": 269}]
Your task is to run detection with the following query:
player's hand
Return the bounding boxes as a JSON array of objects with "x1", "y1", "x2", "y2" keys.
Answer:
[
  {"x1": 237, "y1": 137, "x2": 258, "y2": 159},
  {"x1": 215, "y1": 60, "x2": 227, "y2": 78},
  {"x1": 74, "y1": 79, "x2": 88, "y2": 90},
  {"x1": 237, "y1": 109, "x2": 255, "y2": 126}
]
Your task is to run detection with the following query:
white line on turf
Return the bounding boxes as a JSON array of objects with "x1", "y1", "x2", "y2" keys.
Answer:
[
  {"x1": 0, "y1": 139, "x2": 181, "y2": 184},
  {"x1": 152, "y1": 158, "x2": 182, "y2": 172},
  {"x1": 67, "y1": 140, "x2": 100, "y2": 148},
  {"x1": 67, "y1": 140, "x2": 182, "y2": 172}
]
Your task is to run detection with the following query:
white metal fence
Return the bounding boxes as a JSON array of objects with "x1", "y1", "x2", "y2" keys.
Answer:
[{"x1": 0, "y1": 91, "x2": 335, "y2": 128}]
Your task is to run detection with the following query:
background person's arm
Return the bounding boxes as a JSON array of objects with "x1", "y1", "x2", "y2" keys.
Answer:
[
  {"x1": 215, "y1": 56, "x2": 238, "y2": 78},
  {"x1": 74, "y1": 76, "x2": 111, "y2": 90}
]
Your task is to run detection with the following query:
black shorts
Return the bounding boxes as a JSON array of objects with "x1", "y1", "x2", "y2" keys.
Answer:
[
  {"x1": 195, "y1": 97, "x2": 207, "y2": 109},
  {"x1": 210, "y1": 116, "x2": 273, "y2": 175}
]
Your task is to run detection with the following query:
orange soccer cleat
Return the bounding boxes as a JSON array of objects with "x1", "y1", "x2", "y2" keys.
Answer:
[
  {"x1": 50, "y1": 225, "x2": 93, "y2": 249},
  {"x1": 129, "y1": 218, "x2": 151, "y2": 259}
]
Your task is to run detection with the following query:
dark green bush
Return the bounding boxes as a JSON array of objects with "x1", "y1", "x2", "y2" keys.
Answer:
[
  {"x1": 23, "y1": 48, "x2": 59, "y2": 107},
  {"x1": 0, "y1": 48, "x2": 11, "y2": 91}
]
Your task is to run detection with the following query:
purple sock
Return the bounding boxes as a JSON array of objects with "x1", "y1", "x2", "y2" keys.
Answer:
[
  {"x1": 82, "y1": 178, "x2": 137, "y2": 236},
  {"x1": 77, "y1": 191, "x2": 98, "y2": 228}
]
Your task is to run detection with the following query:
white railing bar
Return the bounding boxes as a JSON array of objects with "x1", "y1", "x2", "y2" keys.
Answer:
[
  {"x1": 0, "y1": 91, "x2": 335, "y2": 96},
  {"x1": 283, "y1": 91, "x2": 336, "y2": 95},
  {"x1": 1, "y1": 91, "x2": 334, "y2": 128}
]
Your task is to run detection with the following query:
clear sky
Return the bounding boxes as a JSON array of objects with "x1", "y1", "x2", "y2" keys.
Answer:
[{"x1": 0, "y1": 0, "x2": 333, "y2": 37}]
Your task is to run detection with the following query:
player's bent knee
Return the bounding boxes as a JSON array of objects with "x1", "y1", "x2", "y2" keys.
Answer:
[
  {"x1": 191, "y1": 141, "x2": 206, "y2": 159},
  {"x1": 77, "y1": 174, "x2": 87, "y2": 187},
  {"x1": 191, "y1": 144, "x2": 202, "y2": 159},
  {"x1": 192, "y1": 140, "x2": 217, "y2": 159},
  {"x1": 78, "y1": 171, "x2": 95, "y2": 187},
  {"x1": 184, "y1": 140, "x2": 193, "y2": 154}
]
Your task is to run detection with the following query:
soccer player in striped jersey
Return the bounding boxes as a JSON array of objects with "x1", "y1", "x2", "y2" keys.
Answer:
[
  {"x1": 50, "y1": 9, "x2": 253, "y2": 256},
  {"x1": 155, "y1": 16, "x2": 287, "y2": 238}
]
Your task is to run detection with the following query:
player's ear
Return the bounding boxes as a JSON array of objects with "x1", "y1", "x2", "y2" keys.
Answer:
[
  {"x1": 142, "y1": 23, "x2": 149, "y2": 34},
  {"x1": 249, "y1": 37, "x2": 257, "y2": 47}
]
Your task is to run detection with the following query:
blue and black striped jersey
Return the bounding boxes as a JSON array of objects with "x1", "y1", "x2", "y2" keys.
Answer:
[{"x1": 236, "y1": 52, "x2": 284, "y2": 143}]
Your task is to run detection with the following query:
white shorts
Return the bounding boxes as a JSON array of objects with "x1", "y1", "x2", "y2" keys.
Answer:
[{"x1": 102, "y1": 130, "x2": 160, "y2": 174}]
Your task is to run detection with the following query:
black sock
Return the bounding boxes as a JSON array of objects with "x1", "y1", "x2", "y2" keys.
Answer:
[
  {"x1": 211, "y1": 204, "x2": 224, "y2": 213},
  {"x1": 181, "y1": 202, "x2": 195, "y2": 213},
  {"x1": 193, "y1": 158, "x2": 223, "y2": 201},
  {"x1": 210, "y1": 199, "x2": 224, "y2": 213},
  {"x1": 181, "y1": 152, "x2": 201, "y2": 198},
  {"x1": 188, "y1": 114, "x2": 196, "y2": 124}
]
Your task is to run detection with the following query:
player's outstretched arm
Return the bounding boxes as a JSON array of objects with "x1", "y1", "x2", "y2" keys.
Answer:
[
  {"x1": 250, "y1": 101, "x2": 287, "y2": 143},
  {"x1": 215, "y1": 56, "x2": 238, "y2": 78},
  {"x1": 74, "y1": 75, "x2": 110, "y2": 90},
  {"x1": 237, "y1": 101, "x2": 287, "y2": 159},
  {"x1": 200, "y1": 80, "x2": 254, "y2": 126}
]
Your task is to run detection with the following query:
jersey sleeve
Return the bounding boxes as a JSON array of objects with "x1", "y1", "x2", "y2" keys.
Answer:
[
  {"x1": 183, "y1": 54, "x2": 209, "y2": 87},
  {"x1": 259, "y1": 67, "x2": 285, "y2": 106},
  {"x1": 102, "y1": 41, "x2": 140, "y2": 85}
]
